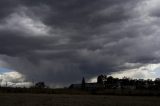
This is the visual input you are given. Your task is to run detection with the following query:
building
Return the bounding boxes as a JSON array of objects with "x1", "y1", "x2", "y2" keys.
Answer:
[{"x1": 69, "y1": 83, "x2": 104, "y2": 90}]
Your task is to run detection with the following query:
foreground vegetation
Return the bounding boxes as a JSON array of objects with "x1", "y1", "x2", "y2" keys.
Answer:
[
  {"x1": 1, "y1": 87, "x2": 160, "y2": 96},
  {"x1": 0, "y1": 94, "x2": 160, "y2": 106}
]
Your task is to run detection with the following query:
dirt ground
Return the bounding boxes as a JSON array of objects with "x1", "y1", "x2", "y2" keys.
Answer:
[{"x1": 0, "y1": 94, "x2": 160, "y2": 106}]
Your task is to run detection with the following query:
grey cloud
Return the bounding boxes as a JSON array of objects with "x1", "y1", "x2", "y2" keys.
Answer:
[
  {"x1": 0, "y1": 0, "x2": 160, "y2": 87},
  {"x1": 0, "y1": 0, "x2": 19, "y2": 21}
]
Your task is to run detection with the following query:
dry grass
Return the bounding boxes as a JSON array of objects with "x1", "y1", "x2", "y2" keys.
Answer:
[{"x1": 0, "y1": 94, "x2": 160, "y2": 106}]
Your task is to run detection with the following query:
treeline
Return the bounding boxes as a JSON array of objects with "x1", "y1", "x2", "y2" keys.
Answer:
[
  {"x1": 0, "y1": 82, "x2": 53, "y2": 94},
  {"x1": 97, "y1": 75, "x2": 160, "y2": 90},
  {"x1": 1, "y1": 75, "x2": 160, "y2": 96},
  {"x1": 0, "y1": 82, "x2": 89, "y2": 94}
]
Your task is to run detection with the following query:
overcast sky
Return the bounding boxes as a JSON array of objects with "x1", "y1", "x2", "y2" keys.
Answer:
[{"x1": 0, "y1": 0, "x2": 160, "y2": 87}]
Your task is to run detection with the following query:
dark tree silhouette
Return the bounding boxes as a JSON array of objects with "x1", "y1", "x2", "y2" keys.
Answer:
[
  {"x1": 107, "y1": 76, "x2": 121, "y2": 88},
  {"x1": 121, "y1": 77, "x2": 130, "y2": 87},
  {"x1": 81, "y1": 77, "x2": 85, "y2": 89},
  {"x1": 107, "y1": 76, "x2": 114, "y2": 84},
  {"x1": 97, "y1": 75, "x2": 107, "y2": 84},
  {"x1": 35, "y1": 82, "x2": 46, "y2": 88},
  {"x1": 155, "y1": 78, "x2": 160, "y2": 89}
]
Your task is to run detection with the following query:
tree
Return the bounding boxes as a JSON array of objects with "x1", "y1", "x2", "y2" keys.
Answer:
[
  {"x1": 121, "y1": 77, "x2": 130, "y2": 86},
  {"x1": 155, "y1": 78, "x2": 160, "y2": 89},
  {"x1": 107, "y1": 76, "x2": 114, "y2": 84},
  {"x1": 35, "y1": 82, "x2": 46, "y2": 88},
  {"x1": 81, "y1": 77, "x2": 85, "y2": 89},
  {"x1": 97, "y1": 75, "x2": 107, "y2": 84}
]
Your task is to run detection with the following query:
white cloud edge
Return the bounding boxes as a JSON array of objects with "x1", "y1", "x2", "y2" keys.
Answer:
[
  {"x1": 0, "y1": 71, "x2": 32, "y2": 87},
  {"x1": 89, "y1": 63, "x2": 160, "y2": 83}
]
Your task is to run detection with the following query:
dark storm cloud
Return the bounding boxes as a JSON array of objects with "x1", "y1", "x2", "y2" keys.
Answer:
[
  {"x1": 0, "y1": 0, "x2": 160, "y2": 86},
  {"x1": 0, "y1": 0, "x2": 16, "y2": 17}
]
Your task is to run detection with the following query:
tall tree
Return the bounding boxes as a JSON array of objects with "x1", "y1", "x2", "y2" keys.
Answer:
[{"x1": 81, "y1": 77, "x2": 85, "y2": 89}]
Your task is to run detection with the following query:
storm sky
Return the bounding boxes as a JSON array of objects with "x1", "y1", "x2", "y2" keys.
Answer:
[{"x1": 1, "y1": 0, "x2": 160, "y2": 87}]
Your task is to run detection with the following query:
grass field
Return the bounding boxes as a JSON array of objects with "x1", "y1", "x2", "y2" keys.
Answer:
[{"x1": 0, "y1": 94, "x2": 160, "y2": 106}]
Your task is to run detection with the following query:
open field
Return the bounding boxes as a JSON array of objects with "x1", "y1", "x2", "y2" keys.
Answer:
[{"x1": 0, "y1": 94, "x2": 160, "y2": 106}]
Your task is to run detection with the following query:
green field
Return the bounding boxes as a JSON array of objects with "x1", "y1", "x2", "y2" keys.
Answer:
[{"x1": 0, "y1": 94, "x2": 160, "y2": 106}]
